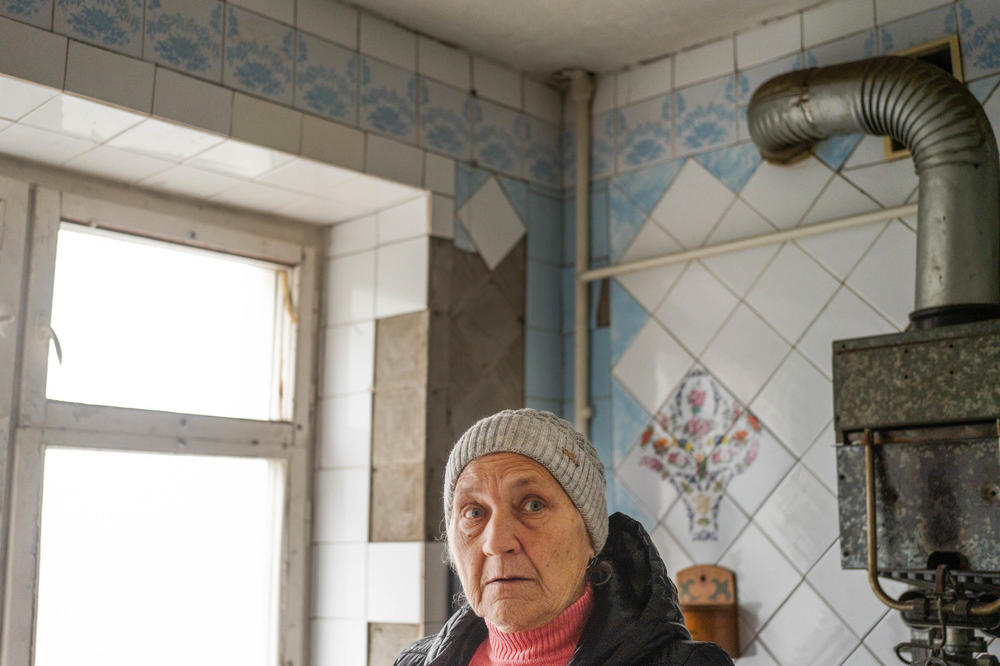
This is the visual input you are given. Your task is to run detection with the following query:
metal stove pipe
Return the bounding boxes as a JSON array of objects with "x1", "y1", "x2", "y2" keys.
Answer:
[{"x1": 748, "y1": 56, "x2": 1000, "y2": 328}]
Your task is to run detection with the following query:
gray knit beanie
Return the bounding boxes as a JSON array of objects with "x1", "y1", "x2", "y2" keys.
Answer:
[{"x1": 444, "y1": 408, "x2": 608, "y2": 553}]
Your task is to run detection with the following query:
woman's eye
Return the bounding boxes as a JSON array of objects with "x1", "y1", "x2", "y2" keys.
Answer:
[
  {"x1": 524, "y1": 499, "x2": 545, "y2": 513},
  {"x1": 462, "y1": 506, "x2": 483, "y2": 520}
]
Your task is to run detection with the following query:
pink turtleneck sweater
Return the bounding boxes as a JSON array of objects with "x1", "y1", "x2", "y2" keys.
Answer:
[{"x1": 468, "y1": 586, "x2": 594, "y2": 666}]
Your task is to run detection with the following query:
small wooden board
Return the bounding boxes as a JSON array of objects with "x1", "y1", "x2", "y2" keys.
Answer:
[{"x1": 676, "y1": 564, "x2": 739, "y2": 658}]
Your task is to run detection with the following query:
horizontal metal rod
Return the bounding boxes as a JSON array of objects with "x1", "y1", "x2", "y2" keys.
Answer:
[{"x1": 579, "y1": 203, "x2": 918, "y2": 283}]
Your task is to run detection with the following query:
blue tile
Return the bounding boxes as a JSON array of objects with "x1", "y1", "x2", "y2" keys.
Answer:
[
  {"x1": 562, "y1": 331, "x2": 574, "y2": 405},
  {"x1": 526, "y1": 260, "x2": 561, "y2": 332},
  {"x1": 1, "y1": 0, "x2": 52, "y2": 28},
  {"x1": 523, "y1": 116, "x2": 560, "y2": 187},
  {"x1": 813, "y1": 134, "x2": 862, "y2": 171},
  {"x1": 879, "y1": 4, "x2": 956, "y2": 54},
  {"x1": 609, "y1": 184, "x2": 647, "y2": 263},
  {"x1": 295, "y1": 32, "x2": 357, "y2": 124},
  {"x1": 736, "y1": 53, "x2": 800, "y2": 106},
  {"x1": 609, "y1": 479, "x2": 656, "y2": 534},
  {"x1": 561, "y1": 266, "x2": 575, "y2": 334},
  {"x1": 563, "y1": 189, "x2": 576, "y2": 266},
  {"x1": 675, "y1": 75, "x2": 737, "y2": 157},
  {"x1": 805, "y1": 30, "x2": 876, "y2": 68},
  {"x1": 526, "y1": 397, "x2": 562, "y2": 417},
  {"x1": 418, "y1": 77, "x2": 472, "y2": 159},
  {"x1": 590, "y1": 396, "x2": 612, "y2": 469},
  {"x1": 590, "y1": 327, "x2": 611, "y2": 398},
  {"x1": 471, "y1": 99, "x2": 524, "y2": 177},
  {"x1": 616, "y1": 94, "x2": 671, "y2": 172},
  {"x1": 453, "y1": 217, "x2": 477, "y2": 253},
  {"x1": 612, "y1": 378, "x2": 652, "y2": 466},
  {"x1": 959, "y1": 0, "x2": 1000, "y2": 80},
  {"x1": 455, "y1": 161, "x2": 491, "y2": 209},
  {"x1": 592, "y1": 110, "x2": 615, "y2": 180},
  {"x1": 693, "y1": 142, "x2": 761, "y2": 193},
  {"x1": 224, "y1": 6, "x2": 293, "y2": 103},
  {"x1": 561, "y1": 122, "x2": 576, "y2": 189},
  {"x1": 56, "y1": 0, "x2": 142, "y2": 55},
  {"x1": 525, "y1": 329, "x2": 563, "y2": 400},
  {"x1": 590, "y1": 182, "x2": 609, "y2": 262},
  {"x1": 498, "y1": 175, "x2": 529, "y2": 225},
  {"x1": 969, "y1": 73, "x2": 1000, "y2": 102},
  {"x1": 610, "y1": 278, "x2": 648, "y2": 365},
  {"x1": 526, "y1": 187, "x2": 563, "y2": 264},
  {"x1": 610, "y1": 158, "x2": 685, "y2": 215},
  {"x1": 145, "y1": 0, "x2": 222, "y2": 81},
  {"x1": 360, "y1": 56, "x2": 416, "y2": 142}
]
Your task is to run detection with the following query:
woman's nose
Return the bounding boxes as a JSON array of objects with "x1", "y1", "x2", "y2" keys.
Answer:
[{"x1": 482, "y1": 509, "x2": 520, "y2": 556}]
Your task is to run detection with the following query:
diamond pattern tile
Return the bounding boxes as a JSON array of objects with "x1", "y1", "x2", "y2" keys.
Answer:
[
  {"x1": 617, "y1": 438, "x2": 680, "y2": 521},
  {"x1": 654, "y1": 262, "x2": 737, "y2": 355},
  {"x1": 799, "y1": 286, "x2": 897, "y2": 379},
  {"x1": 755, "y1": 464, "x2": 838, "y2": 573},
  {"x1": 651, "y1": 159, "x2": 735, "y2": 248},
  {"x1": 846, "y1": 221, "x2": 916, "y2": 328},
  {"x1": 842, "y1": 159, "x2": 919, "y2": 208},
  {"x1": 702, "y1": 304, "x2": 790, "y2": 405},
  {"x1": 616, "y1": 218, "x2": 685, "y2": 312},
  {"x1": 456, "y1": 176, "x2": 526, "y2": 270},
  {"x1": 725, "y1": 425, "x2": 795, "y2": 515},
  {"x1": 759, "y1": 583, "x2": 859, "y2": 666},
  {"x1": 740, "y1": 156, "x2": 833, "y2": 229},
  {"x1": 650, "y1": 524, "x2": 693, "y2": 574},
  {"x1": 751, "y1": 351, "x2": 832, "y2": 457},
  {"x1": 662, "y1": 493, "x2": 747, "y2": 564},
  {"x1": 700, "y1": 199, "x2": 780, "y2": 297},
  {"x1": 612, "y1": 319, "x2": 693, "y2": 414}
]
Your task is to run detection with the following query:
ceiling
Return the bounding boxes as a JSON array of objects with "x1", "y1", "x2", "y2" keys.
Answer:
[
  {"x1": 0, "y1": 75, "x2": 424, "y2": 226},
  {"x1": 350, "y1": 0, "x2": 823, "y2": 76}
]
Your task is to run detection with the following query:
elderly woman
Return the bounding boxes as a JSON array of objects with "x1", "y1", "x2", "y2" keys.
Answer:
[{"x1": 396, "y1": 409, "x2": 734, "y2": 665}]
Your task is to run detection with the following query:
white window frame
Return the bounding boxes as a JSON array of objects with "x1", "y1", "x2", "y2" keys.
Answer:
[{"x1": 0, "y1": 183, "x2": 317, "y2": 666}]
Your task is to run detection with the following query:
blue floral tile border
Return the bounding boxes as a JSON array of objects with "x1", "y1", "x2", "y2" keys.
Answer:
[
  {"x1": 55, "y1": 0, "x2": 142, "y2": 56},
  {"x1": 675, "y1": 75, "x2": 737, "y2": 157},
  {"x1": 145, "y1": 0, "x2": 222, "y2": 82},
  {"x1": 224, "y1": 5, "x2": 294, "y2": 104},
  {"x1": 1, "y1": 0, "x2": 52, "y2": 28},
  {"x1": 958, "y1": 0, "x2": 1000, "y2": 81},
  {"x1": 616, "y1": 94, "x2": 671, "y2": 173},
  {"x1": 472, "y1": 98, "x2": 524, "y2": 177},
  {"x1": 878, "y1": 4, "x2": 956, "y2": 55},
  {"x1": 296, "y1": 32, "x2": 357, "y2": 125},
  {"x1": 419, "y1": 77, "x2": 472, "y2": 159},
  {"x1": 360, "y1": 56, "x2": 416, "y2": 143},
  {"x1": 522, "y1": 115, "x2": 560, "y2": 187}
]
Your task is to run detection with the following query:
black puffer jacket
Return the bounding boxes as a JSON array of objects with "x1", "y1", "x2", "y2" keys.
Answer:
[{"x1": 395, "y1": 512, "x2": 734, "y2": 665}]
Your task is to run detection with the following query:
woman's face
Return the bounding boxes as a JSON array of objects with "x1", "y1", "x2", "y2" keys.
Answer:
[{"x1": 449, "y1": 452, "x2": 594, "y2": 633}]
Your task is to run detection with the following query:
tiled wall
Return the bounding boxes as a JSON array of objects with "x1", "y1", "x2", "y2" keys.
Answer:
[{"x1": 584, "y1": 1, "x2": 1000, "y2": 664}]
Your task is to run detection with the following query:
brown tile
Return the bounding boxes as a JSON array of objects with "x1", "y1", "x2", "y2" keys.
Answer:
[
  {"x1": 369, "y1": 622, "x2": 422, "y2": 665},
  {"x1": 372, "y1": 386, "x2": 426, "y2": 466},
  {"x1": 490, "y1": 237, "x2": 526, "y2": 316},
  {"x1": 427, "y1": 310, "x2": 451, "y2": 389},
  {"x1": 452, "y1": 281, "x2": 520, "y2": 360},
  {"x1": 370, "y1": 462, "x2": 424, "y2": 541},
  {"x1": 375, "y1": 311, "x2": 429, "y2": 388},
  {"x1": 428, "y1": 238, "x2": 453, "y2": 313},
  {"x1": 450, "y1": 243, "x2": 490, "y2": 311}
]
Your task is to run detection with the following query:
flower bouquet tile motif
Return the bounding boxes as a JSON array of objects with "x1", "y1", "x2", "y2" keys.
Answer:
[{"x1": 638, "y1": 365, "x2": 760, "y2": 541}]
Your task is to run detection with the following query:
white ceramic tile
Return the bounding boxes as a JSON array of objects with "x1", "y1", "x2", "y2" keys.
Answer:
[
  {"x1": 625, "y1": 56, "x2": 672, "y2": 104},
  {"x1": 843, "y1": 644, "x2": 881, "y2": 666},
  {"x1": 735, "y1": 642, "x2": 779, "y2": 666},
  {"x1": 321, "y1": 321, "x2": 375, "y2": 396},
  {"x1": 801, "y1": 423, "x2": 837, "y2": 494},
  {"x1": 328, "y1": 215, "x2": 377, "y2": 257},
  {"x1": 311, "y1": 619, "x2": 367, "y2": 666},
  {"x1": 423, "y1": 152, "x2": 455, "y2": 195},
  {"x1": 473, "y1": 57, "x2": 521, "y2": 108},
  {"x1": 0, "y1": 123, "x2": 97, "y2": 164},
  {"x1": 725, "y1": 426, "x2": 796, "y2": 515},
  {"x1": 377, "y1": 195, "x2": 428, "y2": 244},
  {"x1": 617, "y1": 219, "x2": 685, "y2": 312},
  {"x1": 65, "y1": 40, "x2": 154, "y2": 113},
  {"x1": 799, "y1": 287, "x2": 896, "y2": 378},
  {"x1": 752, "y1": 351, "x2": 832, "y2": 456},
  {"x1": 376, "y1": 178, "x2": 425, "y2": 210},
  {"x1": 430, "y1": 193, "x2": 454, "y2": 239},
  {"x1": 313, "y1": 467, "x2": 369, "y2": 542},
  {"x1": 803, "y1": 0, "x2": 875, "y2": 47},
  {"x1": 230, "y1": 0, "x2": 293, "y2": 24},
  {"x1": 232, "y1": 93, "x2": 302, "y2": 154},
  {"x1": 187, "y1": 139, "x2": 294, "y2": 179},
  {"x1": 524, "y1": 78, "x2": 561, "y2": 124},
  {"x1": 863, "y1": 605, "x2": 909, "y2": 661},
  {"x1": 846, "y1": 221, "x2": 916, "y2": 328},
  {"x1": 740, "y1": 155, "x2": 833, "y2": 228},
  {"x1": 755, "y1": 464, "x2": 838, "y2": 572},
  {"x1": 737, "y1": 16, "x2": 801, "y2": 69},
  {"x1": 719, "y1": 522, "x2": 799, "y2": 638},
  {"x1": 313, "y1": 542, "x2": 366, "y2": 618},
  {"x1": 592, "y1": 72, "x2": 616, "y2": 115},
  {"x1": 675, "y1": 37, "x2": 735, "y2": 88},
  {"x1": 258, "y1": 157, "x2": 358, "y2": 196},
  {"x1": 876, "y1": 0, "x2": 951, "y2": 24},
  {"x1": 842, "y1": 159, "x2": 918, "y2": 207},
  {"x1": 21, "y1": 94, "x2": 144, "y2": 143},
  {"x1": 612, "y1": 319, "x2": 694, "y2": 414},
  {"x1": 843, "y1": 134, "x2": 887, "y2": 169},
  {"x1": 209, "y1": 180, "x2": 301, "y2": 213},
  {"x1": 0, "y1": 75, "x2": 57, "y2": 121},
  {"x1": 797, "y1": 221, "x2": 886, "y2": 284},
  {"x1": 0, "y1": 16, "x2": 67, "y2": 89},
  {"x1": 297, "y1": 0, "x2": 357, "y2": 49},
  {"x1": 651, "y1": 160, "x2": 735, "y2": 248},
  {"x1": 367, "y1": 542, "x2": 422, "y2": 623},
  {"x1": 617, "y1": 437, "x2": 680, "y2": 520},
  {"x1": 456, "y1": 176, "x2": 525, "y2": 270},
  {"x1": 418, "y1": 37, "x2": 469, "y2": 90},
  {"x1": 662, "y1": 493, "x2": 748, "y2": 564},
  {"x1": 153, "y1": 68, "x2": 233, "y2": 136},
  {"x1": 759, "y1": 583, "x2": 859, "y2": 665},
  {"x1": 281, "y1": 194, "x2": 367, "y2": 225},
  {"x1": 301, "y1": 116, "x2": 364, "y2": 172},
  {"x1": 655, "y1": 262, "x2": 737, "y2": 355},
  {"x1": 376, "y1": 236, "x2": 428, "y2": 318},
  {"x1": 702, "y1": 304, "x2": 789, "y2": 405},
  {"x1": 360, "y1": 13, "x2": 415, "y2": 71},
  {"x1": 808, "y1": 542, "x2": 903, "y2": 637},
  {"x1": 746, "y1": 243, "x2": 839, "y2": 343},
  {"x1": 107, "y1": 117, "x2": 224, "y2": 162},
  {"x1": 317, "y1": 392, "x2": 372, "y2": 468},
  {"x1": 0, "y1": 119, "x2": 11, "y2": 134},
  {"x1": 325, "y1": 251, "x2": 376, "y2": 325},
  {"x1": 63, "y1": 145, "x2": 172, "y2": 183},
  {"x1": 801, "y1": 174, "x2": 878, "y2": 227},
  {"x1": 650, "y1": 524, "x2": 693, "y2": 574},
  {"x1": 701, "y1": 199, "x2": 779, "y2": 297},
  {"x1": 139, "y1": 164, "x2": 244, "y2": 199},
  {"x1": 365, "y1": 133, "x2": 424, "y2": 188}
]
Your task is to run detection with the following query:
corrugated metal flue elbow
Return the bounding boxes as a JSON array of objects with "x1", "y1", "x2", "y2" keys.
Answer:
[{"x1": 747, "y1": 56, "x2": 1000, "y2": 328}]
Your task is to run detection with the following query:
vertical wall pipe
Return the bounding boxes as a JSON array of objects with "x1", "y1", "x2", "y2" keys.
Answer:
[{"x1": 570, "y1": 72, "x2": 593, "y2": 434}]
